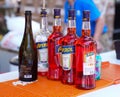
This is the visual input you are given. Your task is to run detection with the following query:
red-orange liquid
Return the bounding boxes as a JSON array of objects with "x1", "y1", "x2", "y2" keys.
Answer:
[
  {"x1": 75, "y1": 30, "x2": 96, "y2": 89},
  {"x1": 47, "y1": 26, "x2": 63, "y2": 80},
  {"x1": 60, "y1": 28, "x2": 78, "y2": 84}
]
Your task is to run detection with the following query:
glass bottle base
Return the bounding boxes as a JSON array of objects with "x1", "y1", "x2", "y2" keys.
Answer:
[
  {"x1": 38, "y1": 72, "x2": 48, "y2": 76},
  {"x1": 47, "y1": 69, "x2": 60, "y2": 80}
]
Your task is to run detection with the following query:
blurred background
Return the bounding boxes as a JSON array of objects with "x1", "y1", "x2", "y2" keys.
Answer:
[{"x1": 0, "y1": 0, "x2": 119, "y2": 73}]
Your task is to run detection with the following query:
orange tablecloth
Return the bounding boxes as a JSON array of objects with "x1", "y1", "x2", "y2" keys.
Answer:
[{"x1": 0, "y1": 62, "x2": 120, "y2": 97}]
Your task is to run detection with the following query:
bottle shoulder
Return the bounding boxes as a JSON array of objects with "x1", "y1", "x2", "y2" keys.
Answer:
[
  {"x1": 60, "y1": 34, "x2": 78, "y2": 45},
  {"x1": 75, "y1": 36, "x2": 95, "y2": 45},
  {"x1": 48, "y1": 32, "x2": 63, "y2": 40},
  {"x1": 19, "y1": 42, "x2": 37, "y2": 55},
  {"x1": 40, "y1": 29, "x2": 51, "y2": 35},
  {"x1": 21, "y1": 33, "x2": 36, "y2": 46}
]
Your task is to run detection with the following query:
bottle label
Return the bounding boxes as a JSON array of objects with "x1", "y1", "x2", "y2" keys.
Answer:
[
  {"x1": 55, "y1": 45, "x2": 62, "y2": 53},
  {"x1": 20, "y1": 65, "x2": 33, "y2": 79},
  {"x1": 36, "y1": 41, "x2": 48, "y2": 72},
  {"x1": 62, "y1": 45, "x2": 75, "y2": 70},
  {"x1": 55, "y1": 45, "x2": 62, "y2": 66},
  {"x1": 36, "y1": 41, "x2": 48, "y2": 62},
  {"x1": 83, "y1": 52, "x2": 95, "y2": 75},
  {"x1": 36, "y1": 41, "x2": 47, "y2": 49}
]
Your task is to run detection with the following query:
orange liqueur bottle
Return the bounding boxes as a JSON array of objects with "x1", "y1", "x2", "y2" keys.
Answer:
[
  {"x1": 47, "y1": 9, "x2": 63, "y2": 80},
  {"x1": 60, "y1": 9, "x2": 78, "y2": 84},
  {"x1": 19, "y1": 11, "x2": 38, "y2": 82},
  {"x1": 75, "y1": 10, "x2": 96, "y2": 89}
]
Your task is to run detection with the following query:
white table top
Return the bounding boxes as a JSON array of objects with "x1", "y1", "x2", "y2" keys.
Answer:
[
  {"x1": 100, "y1": 50, "x2": 120, "y2": 65},
  {"x1": 0, "y1": 50, "x2": 120, "y2": 97}
]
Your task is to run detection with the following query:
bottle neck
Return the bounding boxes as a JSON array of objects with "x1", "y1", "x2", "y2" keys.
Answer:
[
  {"x1": 25, "y1": 14, "x2": 32, "y2": 34},
  {"x1": 68, "y1": 20, "x2": 76, "y2": 28},
  {"x1": 54, "y1": 18, "x2": 61, "y2": 26},
  {"x1": 53, "y1": 18, "x2": 61, "y2": 32},
  {"x1": 41, "y1": 16, "x2": 48, "y2": 30},
  {"x1": 82, "y1": 20, "x2": 91, "y2": 36},
  {"x1": 67, "y1": 19, "x2": 76, "y2": 34}
]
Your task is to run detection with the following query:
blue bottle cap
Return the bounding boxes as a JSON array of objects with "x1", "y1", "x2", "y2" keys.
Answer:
[
  {"x1": 54, "y1": 9, "x2": 61, "y2": 18},
  {"x1": 68, "y1": 9, "x2": 75, "y2": 20},
  {"x1": 83, "y1": 10, "x2": 90, "y2": 21},
  {"x1": 40, "y1": 8, "x2": 47, "y2": 17}
]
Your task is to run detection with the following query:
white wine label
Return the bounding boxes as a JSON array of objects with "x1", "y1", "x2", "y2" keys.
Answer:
[
  {"x1": 36, "y1": 41, "x2": 48, "y2": 72},
  {"x1": 38, "y1": 48, "x2": 48, "y2": 62},
  {"x1": 83, "y1": 52, "x2": 95, "y2": 75},
  {"x1": 36, "y1": 41, "x2": 48, "y2": 62},
  {"x1": 62, "y1": 45, "x2": 75, "y2": 70}
]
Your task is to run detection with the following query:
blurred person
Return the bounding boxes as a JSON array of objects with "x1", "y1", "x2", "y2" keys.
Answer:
[{"x1": 64, "y1": 0, "x2": 108, "y2": 53}]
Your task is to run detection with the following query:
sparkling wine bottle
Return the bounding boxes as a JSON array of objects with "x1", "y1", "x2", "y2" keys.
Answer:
[{"x1": 19, "y1": 11, "x2": 38, "y2": 82}]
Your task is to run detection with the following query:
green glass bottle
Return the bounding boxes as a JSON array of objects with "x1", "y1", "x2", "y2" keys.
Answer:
[{"x1": 19, "y1": 11, "x2": 38, "y2": 82}]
